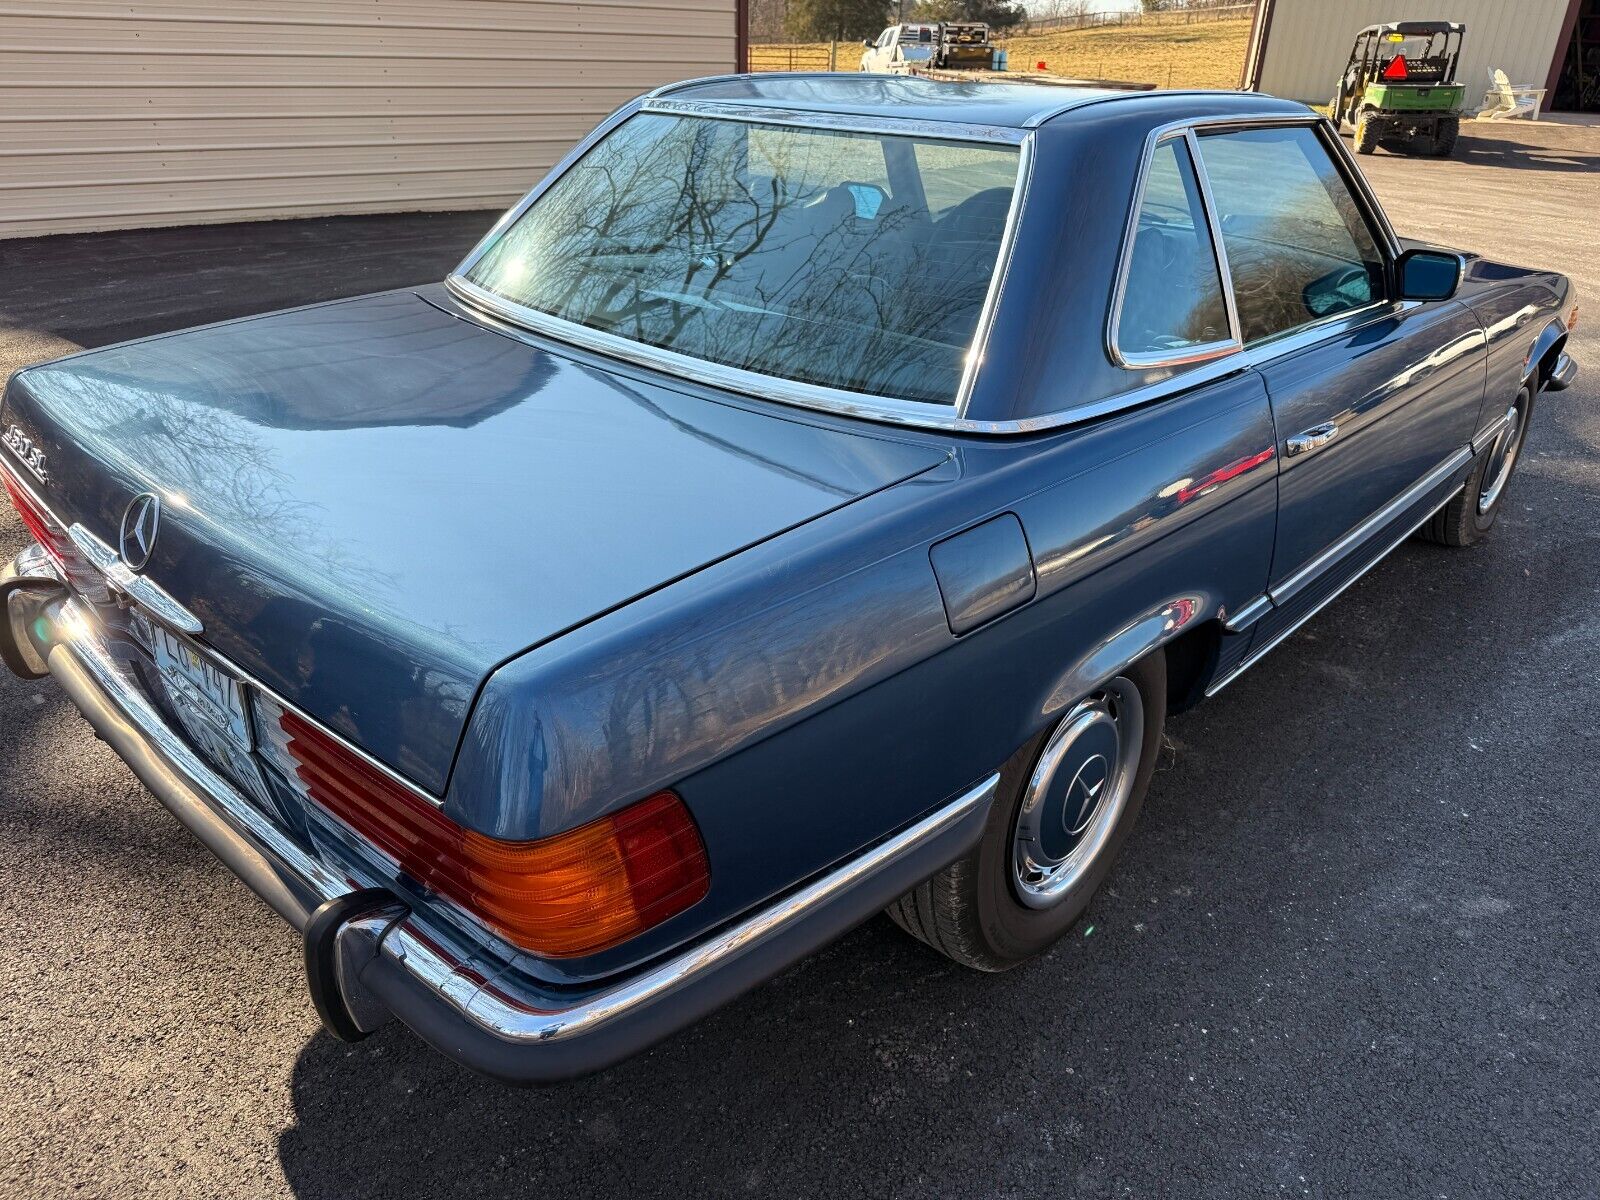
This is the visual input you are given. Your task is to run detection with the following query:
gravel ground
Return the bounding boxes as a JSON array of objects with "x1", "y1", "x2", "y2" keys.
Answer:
[{"x1": 1, "y1": 121, "x2": 1597, "y2": 1199}]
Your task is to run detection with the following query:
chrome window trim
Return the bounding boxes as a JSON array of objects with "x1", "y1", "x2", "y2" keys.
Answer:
[
  {"x1": 448, "y1": 103, "x2": 1414, "y2": 437},
  {"x1": 448, "y1": 106, "x2": 1033, "y2": 431},
  {"x1": 1106, "y1": 113, "x2": 1403, "y2": 378},
  {"x1": 1105, "y1": 124, "x2": 1243, "y2": 371}
]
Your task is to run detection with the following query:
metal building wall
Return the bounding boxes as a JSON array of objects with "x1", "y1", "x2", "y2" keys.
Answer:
[
  {"x1": 0, "y1": 0, "x2": 737, "y2": 239},
  {"x1": 1250, "y1": 0, "x2": 1569, "y2": 106}
]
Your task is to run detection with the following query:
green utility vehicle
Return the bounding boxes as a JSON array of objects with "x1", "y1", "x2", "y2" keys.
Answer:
[{"x1": 1330, "y1": 21, "x2": 1467, "y2": 157}]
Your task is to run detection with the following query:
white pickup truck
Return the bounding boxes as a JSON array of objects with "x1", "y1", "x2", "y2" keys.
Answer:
[{"x1": 859, "y1": 22, "x2": 995, "y2": 74}]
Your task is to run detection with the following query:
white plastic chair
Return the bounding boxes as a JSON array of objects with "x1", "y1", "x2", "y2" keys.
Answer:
[{"x1": 1479, "y1": 68, "x2": 1546, "y2": 120}]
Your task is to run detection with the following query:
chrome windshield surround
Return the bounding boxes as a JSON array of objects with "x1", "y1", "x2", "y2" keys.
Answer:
[
  {"x1": 449, "y1": 100, "x2": 1034, "y2": 433},
  {"x1": 639, "y1": 97, "x2": 1029, "y2": 144},
  {"x1": 1105, "y1": 113, "x2": 1402, "y2": 377}
]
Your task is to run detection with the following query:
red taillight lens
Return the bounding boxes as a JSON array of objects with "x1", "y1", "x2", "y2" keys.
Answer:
[
  {"x1": 276, "y1": 709, "x2": 710, "y2": 956},
  {"x1": 1, "y1": 464, "x2": 106, "y2": 601},
  {"x1": 3, "y1": 468, "x2": 71, "y2": 562}
]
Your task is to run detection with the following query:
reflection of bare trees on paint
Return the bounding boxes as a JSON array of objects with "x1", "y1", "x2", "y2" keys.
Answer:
[
  {"x1": 468, "y1": 114, "x2": 1018, "y2": 405},
  {"x1": 29, "y1": 368, "x2": 398, "y2": 599}
]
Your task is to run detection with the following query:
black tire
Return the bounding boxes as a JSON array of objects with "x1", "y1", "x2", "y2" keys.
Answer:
[
  {"x1": 1329, "y1": 90, "x2": 1346, "y2": 131},
  {"x1": 1420, "y1": 383, "x2": 1533, "y2": 547},
  {"x1": 1354, "y1": 110, "x2": 1383, "y2": 154},
  {"x1": 886, "y1": 652, "x2": 1166, "y2": 971},
  {"x1": 1430, "y1": 117, "x2": 1460, "y2": 157}
]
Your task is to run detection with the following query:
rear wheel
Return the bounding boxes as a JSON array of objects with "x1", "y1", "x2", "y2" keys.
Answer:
[
  {"x1": 1354, "y1": 109, "x2": 1384, "y2": 154},
  {"x1": 1420, "y1": 383, "x2": 1533, "y2": 546},
  {"x1": 1430, "y1": 117, "x2": 1460, "y2": 157},
  {"x1": 886, "y1": 653, "x2": 1165, "y2": 971}
]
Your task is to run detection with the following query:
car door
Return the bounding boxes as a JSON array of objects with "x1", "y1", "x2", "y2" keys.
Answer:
[
  {"x1": 1193, "y1": 123, "x2": 1485, "y2": 643},
  {"x1": 861, "y1": 30, "x2": 889, "y2": 72}
]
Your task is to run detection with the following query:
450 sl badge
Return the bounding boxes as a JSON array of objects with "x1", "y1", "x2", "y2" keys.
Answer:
[{"x1": 2, "y1": 423, "x2": 48, "y2": 485}]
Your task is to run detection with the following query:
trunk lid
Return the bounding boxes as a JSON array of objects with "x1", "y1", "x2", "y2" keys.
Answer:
[{"x1": 3, "y1": 288, "x2": 946, "y2": 793}]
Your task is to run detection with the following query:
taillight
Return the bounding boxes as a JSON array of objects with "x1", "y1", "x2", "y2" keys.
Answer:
[
  {"x1": 254, "y1": 698, "x2": 709, "y2": 956},
  {"x1": 1, "y1": 464, "x2": 108, "y2": 602}
]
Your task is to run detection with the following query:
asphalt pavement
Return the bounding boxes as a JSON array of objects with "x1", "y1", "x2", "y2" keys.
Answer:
[{"x1": 1, "y1": 121, "x2": 1597, "y2": 1199}]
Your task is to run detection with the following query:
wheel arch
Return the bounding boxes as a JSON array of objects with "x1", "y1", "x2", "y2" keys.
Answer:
[
  {"x1": 1527, "y1": 321, "x2": 1568, "y2": 390},
  {"x1": 1026, "y1": 592, "x2": 1212, "y2": 737}
]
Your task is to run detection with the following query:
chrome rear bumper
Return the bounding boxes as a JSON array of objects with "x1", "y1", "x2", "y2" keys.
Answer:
[{"x1": 4, "y1": 558, "x2": 996, "y2": 1082}]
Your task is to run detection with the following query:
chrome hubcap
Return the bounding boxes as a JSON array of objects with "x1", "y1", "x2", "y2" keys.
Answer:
[
  {"x1": 1478, "y1": 399, "x2": 1526, "y2": 514},
  {"x1": 1011, "y1": 678, "x2": 1144, "y2": 909}
]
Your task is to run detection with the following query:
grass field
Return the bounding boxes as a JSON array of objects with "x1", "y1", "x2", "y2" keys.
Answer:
[{"x1": 749, "y1": 15, "x2": 1254, "y2": 90}]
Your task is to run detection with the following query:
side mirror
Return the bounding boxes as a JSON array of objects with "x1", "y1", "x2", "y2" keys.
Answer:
[
  {"x1": 863, "y1": 39, "x2": 873, "y2": 48},
  {"x1": 1396, "y1": 248, "x2": 1464, "y2": 301}
]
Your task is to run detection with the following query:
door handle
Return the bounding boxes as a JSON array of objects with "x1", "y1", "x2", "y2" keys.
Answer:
[{"x1": 1285, "y1": 422, "x2": 1339, "y2": 457}]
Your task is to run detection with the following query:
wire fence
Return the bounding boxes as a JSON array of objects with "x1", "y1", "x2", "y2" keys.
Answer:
[{"x1": 1015, "y1": 3, "x2": 1254, "y2": 36}]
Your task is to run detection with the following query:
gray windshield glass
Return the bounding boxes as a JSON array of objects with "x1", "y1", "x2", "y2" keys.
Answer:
[{"x1": 463, "y1": 114, "x2": 1021, "y2": 407}]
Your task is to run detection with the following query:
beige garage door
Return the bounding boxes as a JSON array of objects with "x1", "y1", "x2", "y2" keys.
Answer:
[{"x1": 0, "y1": 0, "x2": 737, "y2": 239}]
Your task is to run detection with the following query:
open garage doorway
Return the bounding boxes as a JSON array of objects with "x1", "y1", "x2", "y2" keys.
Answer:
[{"x1": 1551, "y1": 0, "x2": 1600, "y2": 111}]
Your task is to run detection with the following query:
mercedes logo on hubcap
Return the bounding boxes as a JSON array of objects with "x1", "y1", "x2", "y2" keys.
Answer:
[
  {"x1": 1061, "y1": 753, "x2": 1110, "y2": 836},
  {"x1": 119, "y1": 492, "x2": 162, "y2": 571}
]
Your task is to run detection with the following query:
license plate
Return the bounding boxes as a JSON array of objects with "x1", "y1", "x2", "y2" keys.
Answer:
[{"x1": 137, "y1": 614, "x2": 253, "y2": 752}]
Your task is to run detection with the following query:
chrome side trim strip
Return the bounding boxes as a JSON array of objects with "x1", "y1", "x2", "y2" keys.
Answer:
[
  {"x1": 1471, "y1": 411, "x2": 1512, "y2": 454},
  {"x1": 1205, "y1": 452, "x2": 1473, "y2": 698},
  {"x1": 1270, "y1": 446, "x2": 1472, "y2": 607},
  {"x1": 1221, "y1": 594, "x2": 1272, "y2": 634},
  {"x1": 406, "y1": 772, "x2": 1002, "y2": 1044},
  {"x1": 67, "y1": 522, "x2": 202, "y2": 634}
]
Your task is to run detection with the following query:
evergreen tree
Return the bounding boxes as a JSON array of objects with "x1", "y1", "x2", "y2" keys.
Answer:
[{"x1": 784, "y1": 0, "x2": 895, "y2": 41}]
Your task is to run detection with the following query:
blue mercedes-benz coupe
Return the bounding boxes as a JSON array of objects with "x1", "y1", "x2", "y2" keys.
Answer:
[{"x1": 1, "y1": 75, "x2": 1576, "y2": 1082}]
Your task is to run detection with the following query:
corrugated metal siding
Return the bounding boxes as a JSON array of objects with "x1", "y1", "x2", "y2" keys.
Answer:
[
  {"x1": 1255, "y1": 0, "x2": 1568, "y2": 105},
  {"x1": 0, "y1": 0, "x2": 736, "y2": 238}
]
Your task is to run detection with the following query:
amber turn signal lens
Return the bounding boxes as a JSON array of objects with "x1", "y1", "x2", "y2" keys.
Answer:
[{"x1": 278, "y1": 710, "x2": 710, "y2": 956}]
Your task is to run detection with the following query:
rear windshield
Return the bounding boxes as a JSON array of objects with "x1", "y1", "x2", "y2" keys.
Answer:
[{"x1": 461, "y1": 113, "x2": 1021, "y2": 407}]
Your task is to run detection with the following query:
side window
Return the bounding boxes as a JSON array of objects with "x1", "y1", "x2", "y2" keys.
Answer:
[
  {"x1": 1115, "y1": 137, "x2": 1232, "y2": 362},
  {"x1": 1196, "y1": 126, "x2": 1386, "y2": 344}
]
